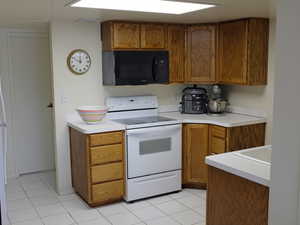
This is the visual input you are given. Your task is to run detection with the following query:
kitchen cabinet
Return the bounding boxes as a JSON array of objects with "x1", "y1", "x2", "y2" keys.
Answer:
[
  {"x1": 183, "y1": 124, "x2": 209, "y2": 188},
  {"x1": 69, "y1": 128, "x2": 125, "y2": 206},
  {"x1": 218, "y1": 18, "x2": 269, "y2": 85},
  {"x1": 101, "y1": 18, "x2": 269, "y2": 85},
  {"x1": 209, "y1": 125, "x2": 226, "y2": 155},
  {"x1": 167, "y1": 24, "x2": 186, "y2": 83},
  {"x1": 101, "y1": 21, "x2": 140, "y2": 50},
  {"x1": 141, "y1": 23, "x2": 166, "y2": 49},
  {"x1": 101, "y1": 21, "x2": 166, "y2": 50},
  {"x1": 183, "y1": 123, "x2": 266, "y2": 188},
  {"x1": 207, "y1": 166, "x2": 269, "y2": 225},
  {"x1": 185, "y1": 25, "x2": 216, "y2": 84}
]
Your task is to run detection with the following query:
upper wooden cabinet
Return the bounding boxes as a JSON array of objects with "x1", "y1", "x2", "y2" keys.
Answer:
[
  {"x1": 101, "y1": 21, "x2": 140, "y2": 50},
  {"x1": 101, "y1": 18, "x2": 269, "y2": 85},
  {"x1": 186, "y1": 25, "x2": 217, "y2": 84},
  {"x1": 101, "y1": 21, "x2": 166, "y2": 50},
  {"x1": 167, "y1": 24, "x2": 186, "y2": 83},
  {"x1": 218, "y1": 18, "x2": 269, "y2": 85},
  {"x1": 141, "y1": 23, "x2": 166, "y2": 49}
]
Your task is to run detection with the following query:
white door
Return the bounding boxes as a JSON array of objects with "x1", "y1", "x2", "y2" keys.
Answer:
[
  {"x1": 126, "y1": 124, "x2": 182, "y2": 178},
  {"x1": 8, "y1": 32, "x2": 55, "y2": 174}
]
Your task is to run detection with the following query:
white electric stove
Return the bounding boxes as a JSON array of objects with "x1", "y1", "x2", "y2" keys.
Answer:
[{"x1": 106, "y1": 96, "x2": 182, "y2": 202}]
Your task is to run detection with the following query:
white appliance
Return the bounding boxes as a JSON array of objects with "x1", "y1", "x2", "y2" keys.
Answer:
[
  {"x1": 107, "y1": 96, "x2": 182, "y2": 202},
  {"x1": 0, "y1": 77, "x2": 8, "y2": 225}
]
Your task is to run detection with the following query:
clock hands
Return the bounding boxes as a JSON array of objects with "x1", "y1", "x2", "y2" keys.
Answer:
[{"x1": 72, "y1": 53, "x2": 83, "y2": 64}]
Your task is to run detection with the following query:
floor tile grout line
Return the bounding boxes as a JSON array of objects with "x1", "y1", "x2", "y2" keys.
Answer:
[
  {"x1": 96, "y1": 208, "x2": 115, "y2": 225},
  {"x1": 8, "y1": 176, "x2": 48, "y2": 225},
  {"x1": 172, "y1": 197, "x2": 207, "y2": 218}
]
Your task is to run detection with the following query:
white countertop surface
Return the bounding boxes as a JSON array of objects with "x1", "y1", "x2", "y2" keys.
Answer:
[
  {"x1": 68, "y1": 112, "x2": 266, "y2": 134},
  {"x1": 205, "y1": 146, "x2": 271, "y2": 187},
  {"x1": 160, "y1": 112, "x2": 266, "y2": 128},
  {"x1": 68, "y1": 119, "x2": 126, "y2": 134}
]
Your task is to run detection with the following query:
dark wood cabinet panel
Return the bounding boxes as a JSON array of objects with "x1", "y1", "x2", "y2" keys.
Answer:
[
  {"x1": 227, "y1": 123, "x2": 266, "y2": 151},
  {"x1": 207, "y1": 167, "x2": 269, "y2": 225},
  {"x1": 218, "y1": 18, "x2": 269, "y2": 85},
  {"x1": 167, "y1": 24, "x2": 186, "y2": 83},
  {"x1": 186, "y1": 25, "x2": 216, "y2": 83},
  {"x1": 141, "y1": 23, "x2": 166, "y2": 49}
]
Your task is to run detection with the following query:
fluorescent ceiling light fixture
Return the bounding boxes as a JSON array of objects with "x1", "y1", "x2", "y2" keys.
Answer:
[{"x1": 69, "y1": 0, "x2": 215, "y2": 15}]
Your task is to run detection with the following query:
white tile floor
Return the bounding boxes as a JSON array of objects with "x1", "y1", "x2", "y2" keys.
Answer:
[{"x1": 5, "y1": 172, "x2": 207, "y2": 225}]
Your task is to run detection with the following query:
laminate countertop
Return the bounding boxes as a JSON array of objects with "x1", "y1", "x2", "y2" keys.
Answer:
[
  {"x1": 160, "y1": 112, "x2": 266, "y2": 128},
  {"x1": 205, "y1": 145, "x2": 271, "y2": 187},
  {"x1": 68, "y1": 112, "x2": 266, "y2": 134},
  {"x1": 68, "y1": 119, "x2": 126, "y2": 134}
]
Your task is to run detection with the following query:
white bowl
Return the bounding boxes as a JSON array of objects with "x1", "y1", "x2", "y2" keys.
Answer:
[{"x1": 77, "y1": 106, "x2": 109, "y2": 124}]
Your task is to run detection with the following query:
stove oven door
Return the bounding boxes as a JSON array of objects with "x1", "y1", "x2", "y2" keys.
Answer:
[{"x1": 126, "y1": 124, "x2": 181, "y2": 179}]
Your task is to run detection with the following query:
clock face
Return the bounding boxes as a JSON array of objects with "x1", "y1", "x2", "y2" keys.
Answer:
[{"x1": 67, "y1": 50, "x2": 91, "y2": 75}]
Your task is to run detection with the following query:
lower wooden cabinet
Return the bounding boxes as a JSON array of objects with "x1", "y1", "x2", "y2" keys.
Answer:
[
  {"x1": 92, "y1": 180, "x2": 124, "y2": 204},
  {"x1": 207, "y1": 166, "x2": 269, "y2": 225},
  {"x1": 183, "y1": 124, "x2": 209, "y2": 188},
  {"x1": 182, "y1": 123, "x2": 266, "y2": 188},
  {"x1": 69, "y1": 128, "x2": 125, "y2": 207}
]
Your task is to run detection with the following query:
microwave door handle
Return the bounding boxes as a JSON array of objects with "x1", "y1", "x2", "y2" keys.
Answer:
[
  {"x1": 152, "y1": 58, "x2": 157, "y2": 81},
  {"x1": 114, "y1": 55, "x2": 120, "y2": 79}
]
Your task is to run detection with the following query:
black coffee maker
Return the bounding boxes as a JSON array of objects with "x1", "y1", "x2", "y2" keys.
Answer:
[{"x1": 181, "y1": 85, "x2": 209, "y2": 114}]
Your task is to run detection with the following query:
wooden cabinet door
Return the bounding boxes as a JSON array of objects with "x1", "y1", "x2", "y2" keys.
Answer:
[
  {"x1": 167, "y1": 25, "x2": 186, "y2": 83},
  {"x1": 218, "y1": 20, "x2": 248, "y2": 84},
  {"x1": 209, "y1": 126, "x2": 227, "y2": 155},
  {"x1": 186, "y1": 25, "x2": 216, "y2": 83},
  {"x1": 141, "y1": 24, "x2": 166, "y2": 49},
  {"x1": 183, "y1": 124, "x2": 209, "y2": 186},
  {"x1": 113, "y1": 22, "x2": 140, "y2": 49}
]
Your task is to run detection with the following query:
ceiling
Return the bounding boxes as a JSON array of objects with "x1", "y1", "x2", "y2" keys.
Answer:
[{"x1": 0, "y1": 0, "x2": 276, "y2": 28}]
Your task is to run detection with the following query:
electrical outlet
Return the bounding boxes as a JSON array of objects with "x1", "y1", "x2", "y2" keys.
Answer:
[{"x1": 61, "y1": 95, "x2": 68, "y2": 104}]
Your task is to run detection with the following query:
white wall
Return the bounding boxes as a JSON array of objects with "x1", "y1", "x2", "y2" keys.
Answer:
[
  {"x1": 225, "y1": 20, "x2": 276, "y2": 144},
  {"x1": 269, "y1": 0, "x2": 300, "y2": 224},
  {"x1": 50, "y1": 20, "x2": 185, "y2": 194}
]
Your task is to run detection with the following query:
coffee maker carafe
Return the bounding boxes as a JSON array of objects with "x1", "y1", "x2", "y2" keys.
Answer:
[{"x1": 181, "y1": 85, "x2": 209, "y2": 114}]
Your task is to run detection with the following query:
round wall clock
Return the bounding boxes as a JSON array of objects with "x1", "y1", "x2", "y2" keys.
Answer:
[{"x1": 67, "y1": 49, "x2": 91, "y2": 75}]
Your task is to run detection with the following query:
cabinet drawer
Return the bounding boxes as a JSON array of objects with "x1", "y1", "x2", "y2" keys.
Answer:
[
  {"x1": 91, "y1": 162, "x2": 123, "y2": 184},
  {"x1": 210, "y1": 126, "x2": 226, "y2": 138},
  {"x1": 90, "y1": 144, "x2": 123, "y2": 165},
  {"x1": 210, "y1": 136, "x2": 226, "y2": 155},
  {"x1": 92, "y1": 180, "x2": 124, "y2": 203},
  {"x1": 90, "y1": 132, "x2": 123, "y2": 147}
]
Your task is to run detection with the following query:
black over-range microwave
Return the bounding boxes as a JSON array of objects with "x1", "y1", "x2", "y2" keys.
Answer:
[{"x1": 102, "y1": 51, "x2": 169, "y2": 85}]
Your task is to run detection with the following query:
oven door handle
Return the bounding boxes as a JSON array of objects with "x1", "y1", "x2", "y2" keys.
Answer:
[{"x1": 126, "y1": 124, "x2": 181, "y2": 136}]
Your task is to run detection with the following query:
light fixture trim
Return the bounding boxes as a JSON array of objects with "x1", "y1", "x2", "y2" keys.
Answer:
[{"x1": 68, "y1": 0, "x2": 216, "y2": 15}]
